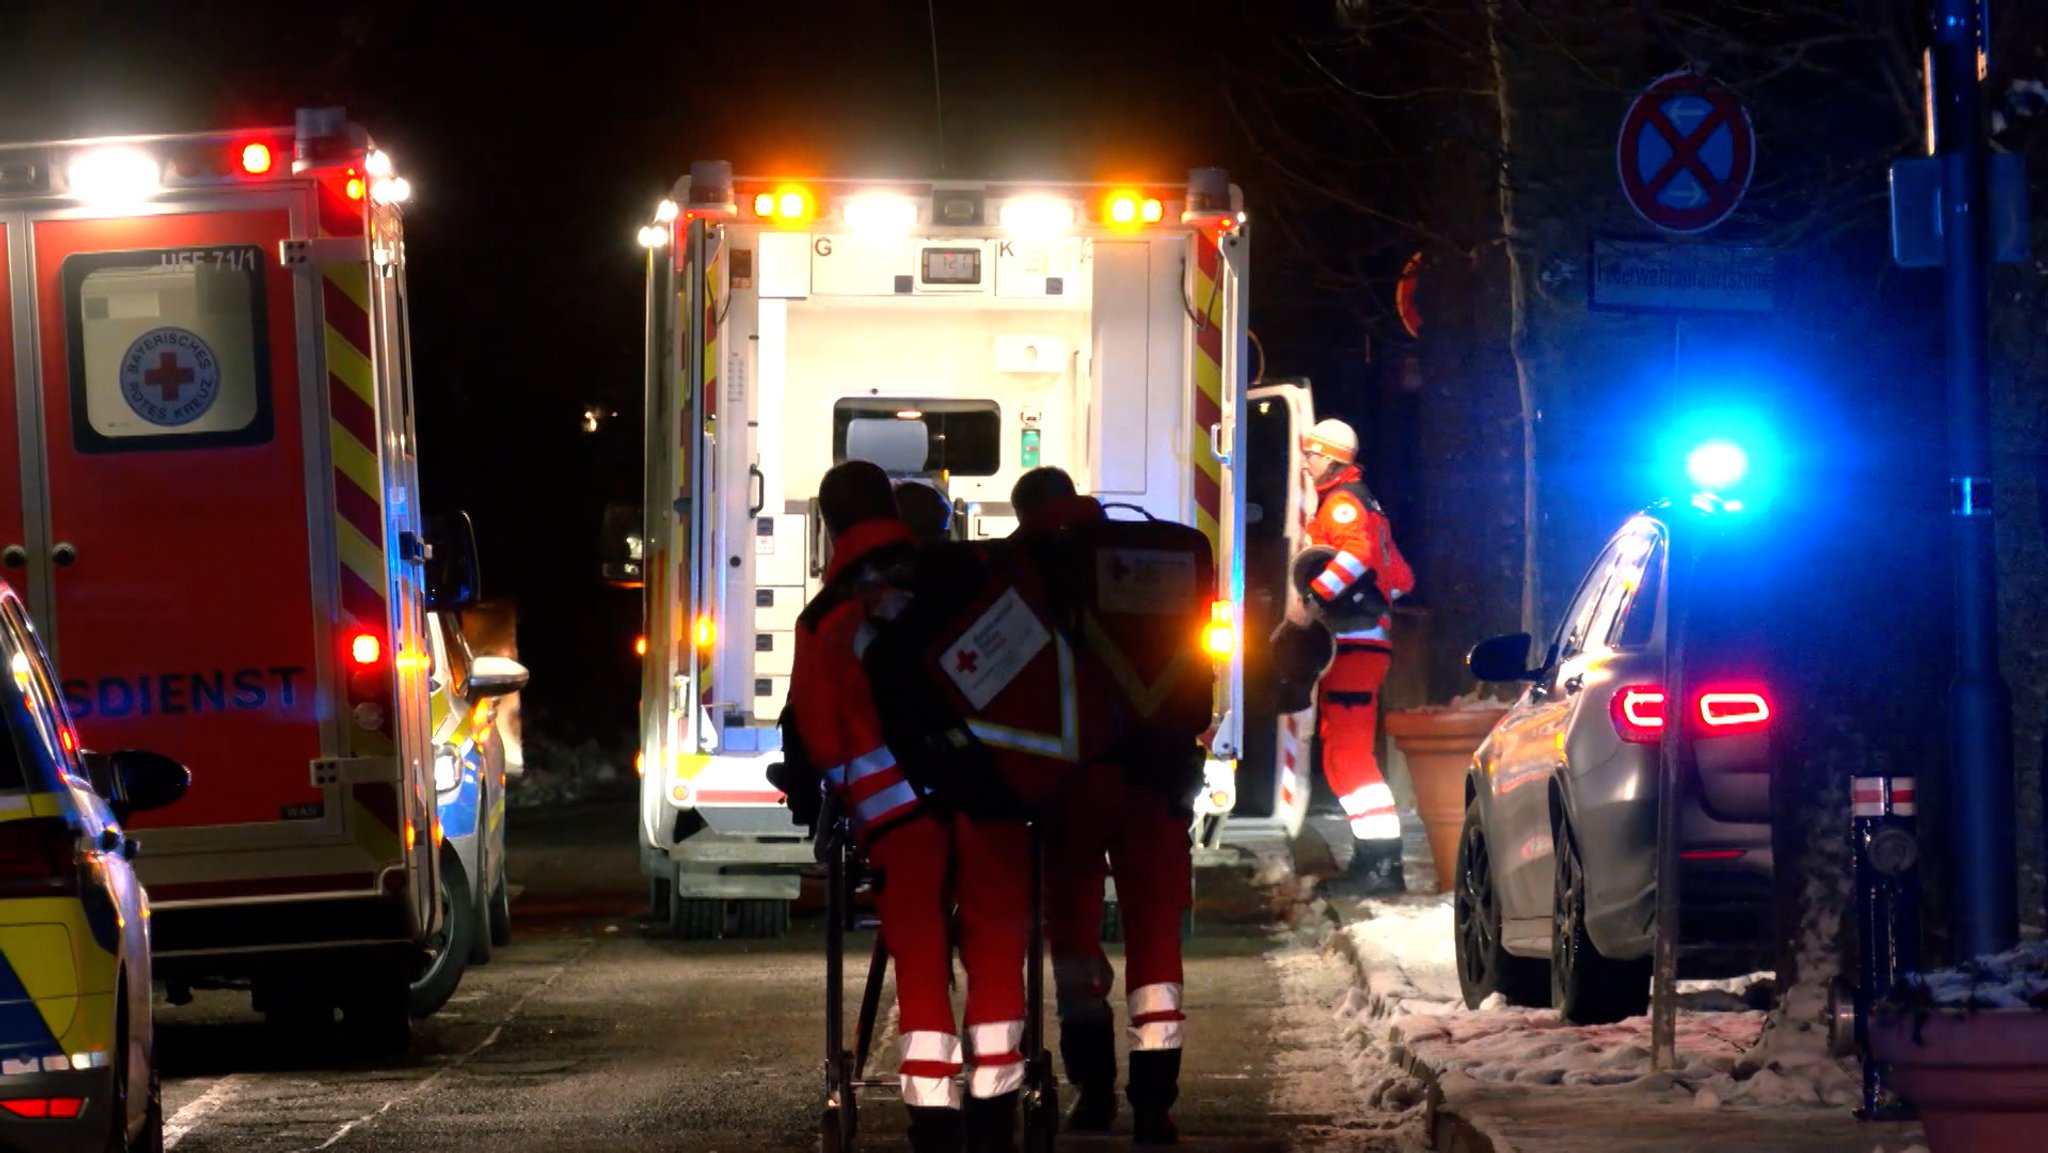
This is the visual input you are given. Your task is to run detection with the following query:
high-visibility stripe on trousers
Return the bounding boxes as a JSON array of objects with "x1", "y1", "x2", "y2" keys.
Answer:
[
  {"x1": 1128, "y1": 982, "x2": 1186, "y2": 1052},
  {"x1": 899, "y1": 1030, "x2": 963, "y2": 1109},
  {"x1": 967, "y1": 1019, "x2": 1026, "y2": 1099},
  {"x1": 1317, "y1": 645, "x2": 1400, "y2": 843}
]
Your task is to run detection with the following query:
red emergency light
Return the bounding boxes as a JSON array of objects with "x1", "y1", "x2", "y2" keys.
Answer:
[{"x1": 240, "y1": 142, "x2": 274, "y2": 175}]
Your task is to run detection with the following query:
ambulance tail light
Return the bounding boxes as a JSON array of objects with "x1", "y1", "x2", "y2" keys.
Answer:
[
  {"x1": 351, "y1": 633, "x2": 383, "y2": 666},
  {"x1": 240, "y1": 142, "x2": 274, "y2": 175},
  {"x1": 693, "y1": 615, "x2": 716, "y2": 653},
  {"x1": 0, "y1": 819, "x2": 81, "y2": 898},
  {"x1": 1103, "y1": 190, "x2": 1165, "y2": 229},
  {"x1": 1204, "y1": 601, "x2": 1236, "y2": 658}
]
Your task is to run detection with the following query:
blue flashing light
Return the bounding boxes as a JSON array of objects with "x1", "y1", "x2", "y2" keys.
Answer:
[{"x1": 1685, "y1": 440, "x2": 1749, "y2": 493}]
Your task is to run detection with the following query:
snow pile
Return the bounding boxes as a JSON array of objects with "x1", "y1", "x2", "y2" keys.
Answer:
[
  {"x1": 1891, "y1": 939, "x2": 2048, "y2": 1011},
  {"x1": 505, "y1": 734, "x2": 628, "y2": 809},
  {"x1": 1331, "y1": 894, "x2": 1860, "y2": 1110}
]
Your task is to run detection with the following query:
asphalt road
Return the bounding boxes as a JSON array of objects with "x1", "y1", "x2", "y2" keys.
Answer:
[{"x1": 151, "y1": 797, "x2": 1414, "y2": 1152}]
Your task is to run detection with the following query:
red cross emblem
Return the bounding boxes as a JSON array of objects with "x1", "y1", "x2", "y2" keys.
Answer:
[
  {"x1": 954, "y1": 649, "x2": 979, "y2": 674},
  {"x1": 142, "y1": 351, "x2": 195, "y2": 401}
]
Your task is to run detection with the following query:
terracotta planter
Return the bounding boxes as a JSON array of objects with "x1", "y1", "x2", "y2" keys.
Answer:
[
  {"x1": 1870, "y1": 1007, "x2": 2048, "y2": 1152},
  {"x1": 1382, "y1": 706, "x2": 1507, "y2": 895}
]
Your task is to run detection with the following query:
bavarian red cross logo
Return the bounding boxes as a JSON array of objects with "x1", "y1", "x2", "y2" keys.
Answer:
[
  {"x1": 1617, "y1": 70, "x2": 1755, "y2": 234},
  {"x1": 119, "y1": 327, "x2": 222, "y2": 426},
  {"x1": 955, "y1": 649, "x2": 980, "y2": 674}
]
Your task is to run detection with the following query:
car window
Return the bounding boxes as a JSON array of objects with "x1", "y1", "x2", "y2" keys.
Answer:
[
  {"x1": 0, "y1": 600, "x2": 77, "y2": 779},
  {"x1": 1611, "y1": 535, "x2": 1666, "y2": 649},
  {"x1": 1554, "y1": 539, "x2": 1624, "y2": 663},
  {"x1": 0, "y1": 642, "x2": 38, "y2": 795},
  {"x1": 1584, "y1": 528, "x2": 1659, "y2": 653}
]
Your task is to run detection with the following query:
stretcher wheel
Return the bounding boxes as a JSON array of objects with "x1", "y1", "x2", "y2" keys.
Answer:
[
  {"x1": 1020, "y1": 1052, "x2": 1059, "y2": 1153},
  {"x1": 819, "y1": 1105, "x2": 851, "y2": 1153},
  {"x1": 673, "y1": 897, "x2": 725, "y2": 940},
  {"x1": 735, "y1": 898, "x2": 792, "y2": 939}
]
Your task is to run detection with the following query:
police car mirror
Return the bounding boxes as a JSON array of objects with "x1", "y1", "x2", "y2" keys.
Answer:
[
  {"x1": 1468, "y1": 633, "x2": 1537, "y2": 683},
  {"x1": 425, "y1": 511, "x2": 482, "y2": 612},
  {"x1": 109, "y1": 749, "x2": 191, "y2": 820},
  {"x1": 469, "y1": 656, "x2": 529, "y2": 698}
]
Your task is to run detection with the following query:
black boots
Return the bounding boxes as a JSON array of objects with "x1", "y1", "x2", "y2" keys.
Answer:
[
  {"x1": 1127, "y1": 1050, "x2": 1181, "y2": 1145},
  {"x1": 1332, "y1": 839, "x2": 1405, "y2": 898},
  {"x1": 907, "y1": 1106, "x2": 962, "y2": 1153},
  {"x1": 1059, "y1": 1019, "x2": 1119, "y2": 1131},
  {"x1": 963, "y1": 1091, "x2": 1018, "y2": 1153}
]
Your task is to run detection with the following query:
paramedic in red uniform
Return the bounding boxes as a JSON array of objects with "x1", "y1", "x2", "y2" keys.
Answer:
[
  {"x1": 1011, "y1": 466, "x2": 1190, "y2": 1145},
  {"x1": 793, "y1": 461, "x2": 1033, "y2": 1153},
  {"x1": 1291, "y1": 419, "x2": 1415, "y2": 894}
]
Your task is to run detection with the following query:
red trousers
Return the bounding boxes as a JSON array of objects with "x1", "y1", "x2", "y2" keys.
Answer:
[
  {"x1": 1043, "y1": 766, "x2": 1191, "y2": 1052},
  {"x1": 1318, "y1": 645, "x2": 1400, "y2": 842},
  {"x1": 869, "y1": 812, "x2": 1032, "y2": 1108}
]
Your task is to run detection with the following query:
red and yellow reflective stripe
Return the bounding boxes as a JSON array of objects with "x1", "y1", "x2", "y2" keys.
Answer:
[
  {"x1": 1190, "y1": 233, "x2": 1225, "y2": 554},
  {"x1": 320, "y1": 180, "x2": 391, "y2": 762},
  {"x1": 694, "y1": 240, "x2": 723, "y2": 703}
]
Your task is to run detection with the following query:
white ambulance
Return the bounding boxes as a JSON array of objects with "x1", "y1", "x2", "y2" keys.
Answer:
[
  {"x1": 0, "y1": 108, "x2": 466, "y2": 1051},
  {"x1": 608, "y1": 165, "x2": 1315, "y2": 935}
]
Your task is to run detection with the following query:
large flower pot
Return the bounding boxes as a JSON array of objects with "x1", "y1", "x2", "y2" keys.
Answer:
[
  {"x1": 1870, "y1": 1007, "x2": 2048, "y2": 1152},
  {"x1": 1382, "y1": 706, "x2": 1507, "y2": 895}
]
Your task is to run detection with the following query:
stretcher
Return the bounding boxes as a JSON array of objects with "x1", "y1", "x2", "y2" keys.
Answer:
[{"x1": 817, "y1": 789, "x2": 1060, "y2": 1153}]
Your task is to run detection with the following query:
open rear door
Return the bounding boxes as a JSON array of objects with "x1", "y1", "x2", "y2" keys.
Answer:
[{"x1": 1233, "y1": 381, "x2": 1316, "y2": 841}]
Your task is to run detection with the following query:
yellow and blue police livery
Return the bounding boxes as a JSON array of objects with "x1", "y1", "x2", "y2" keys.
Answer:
[
  {"x1": 0, "y1": 582, "x2": 187, "y2": 1152},
  {"x1": 408, "y1": 610, "x2": 527, "y2": 1018}
]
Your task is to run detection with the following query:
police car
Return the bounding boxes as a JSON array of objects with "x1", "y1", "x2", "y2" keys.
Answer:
[
  {"x1": 0, "y1": 581, "x2": 188, "y2": 1151},
  {"x1": 408, "y1": 609, "x2": 527, "y2": 1018}
]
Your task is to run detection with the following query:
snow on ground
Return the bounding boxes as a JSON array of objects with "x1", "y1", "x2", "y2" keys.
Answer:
[{"x1": 1333, "y1": 895, "x2": 1862, "y2": 1111}]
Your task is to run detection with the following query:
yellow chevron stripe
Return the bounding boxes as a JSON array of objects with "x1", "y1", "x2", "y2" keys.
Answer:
[
  {"x1": 338, "y1": 518, "x2": 383, "y2": 591},
  {"x1": 324, "y1": 263, "x2": 370, "y2": 313},
  {"x1": 1080, "y1": 613, "x2": 1196, "y2": 719},
  {"x1": 346, "y1": 795, "x2": 402, "y2": 862},
  {"x1": 331, "y1": 419, "x2": 381, "y2": 502},
  {"x1": 326, "y1": 326, "x2": 376, "y2": 408}
]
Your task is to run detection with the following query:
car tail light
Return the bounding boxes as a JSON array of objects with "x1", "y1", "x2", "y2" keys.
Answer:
[
  {"x1": 1611, "y1": 683, "x2": 1773, "y2": 743},
  {"x1": 0, "y1": 1097, "x2": 85, "y2": 1118},
  {"x1": 0, "y1": 819, "x2": 80, "y2": 897},
  {"x1": 1610, "y1": 685, "x2": 1667, "y2": 743},
  {"x1": 1699, "y1": 689, "x2": 1772, "y2": 734}
]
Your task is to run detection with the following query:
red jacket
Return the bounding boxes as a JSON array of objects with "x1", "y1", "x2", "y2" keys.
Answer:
[
  {"x1": 791, "y1": 518, "x2": 925, "y2": 846},
  {"x1": 1304, "y1": 465, "x2": 1413, "y2": 641}
]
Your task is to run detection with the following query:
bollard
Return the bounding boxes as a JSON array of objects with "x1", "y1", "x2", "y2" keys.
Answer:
[{"x1": 1849, "y1": 771, "x2": 1920, "y2": 1121}]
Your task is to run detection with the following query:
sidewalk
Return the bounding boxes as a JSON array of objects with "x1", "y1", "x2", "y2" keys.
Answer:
[{"x1": 1296, "y1": 818, "x2": 1930, "y2": 1153}]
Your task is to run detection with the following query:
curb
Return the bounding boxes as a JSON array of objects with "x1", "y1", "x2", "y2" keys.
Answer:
[{"x1": 1315, "y1": 897, "x2": 1503, "y2": 1153}]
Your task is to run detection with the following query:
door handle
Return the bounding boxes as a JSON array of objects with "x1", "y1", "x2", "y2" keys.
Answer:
[
  {"x1": 50, "y1": 542, "x2": 77, "y2": 568},
  {"x1": 747, "y1": 465, "x2": 766, "y2": 518},
  {"x1": 1, "y1": 545, "x2": 23, "y2": 569}
]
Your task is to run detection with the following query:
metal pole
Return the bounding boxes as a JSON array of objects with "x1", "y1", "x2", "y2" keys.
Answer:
[
  {"x1": 1650, "y1": 529, "x2": 1691, "y2": 1071},
  {"x1": 1932, "y1": 0, "x2": 2016, "y2": 960}
]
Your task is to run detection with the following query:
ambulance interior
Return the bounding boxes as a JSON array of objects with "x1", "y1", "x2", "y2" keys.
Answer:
[{"x1": 738, "y1": 232, "x2": 1194, "y2": 729}]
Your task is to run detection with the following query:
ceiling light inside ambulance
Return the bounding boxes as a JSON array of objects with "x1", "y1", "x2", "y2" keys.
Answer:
[
  {"x1": 999, "y1": 197, "x2": 1076, "y2": 235},
  {"x1": 65, "y1": 147, "x2": 160, "y2": 203},
  {"x1": 895, "y1": 409, "x2": 924, "y2": 420},
  {"x1": 845, "y1": 193, "x2": 918, "y2": 234},
  {"x1": 239, "y1": 142, "x2": 274, "y2": 175}
]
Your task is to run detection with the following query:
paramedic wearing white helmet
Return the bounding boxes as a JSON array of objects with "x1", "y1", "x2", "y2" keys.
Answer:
[{"x1": 1289, "y1": 418, "x2": 1415, "y2": 895}]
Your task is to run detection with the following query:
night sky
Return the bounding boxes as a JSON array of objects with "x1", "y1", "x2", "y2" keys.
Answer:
[{"x1": 0, "y1": 1, "x2": 1360, "y2": 745}]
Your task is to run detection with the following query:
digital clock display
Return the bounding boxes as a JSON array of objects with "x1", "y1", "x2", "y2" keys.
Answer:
[{"x1": 922, "y1": 247, "x2": 981, "y2": 285}]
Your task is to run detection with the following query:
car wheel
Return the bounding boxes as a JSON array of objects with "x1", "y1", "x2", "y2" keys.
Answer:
[
  {"x1": 1452, "y1": 799, "x2": 1548, "y2": 1009},
  {"x1": 409, "y1": 863, "x2": 474, "y2": 1018},
  {"x1": 488, "y1": 866, "x2": 513, "y2": 948},
  {"x1": 1551, "y1": 815, "x2": 1651, "y2": 1024},
  {"x1": 128, "y1": 1069, "x2": 162, "y2": 1153}
]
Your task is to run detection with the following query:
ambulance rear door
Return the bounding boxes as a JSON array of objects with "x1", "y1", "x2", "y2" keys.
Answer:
[
  {"x1": 1237, "y1": 380, "x2": 1315, "y2": 839},
  {"x1": 11, "y1": 190, "x2": 343, "y2": 878}
]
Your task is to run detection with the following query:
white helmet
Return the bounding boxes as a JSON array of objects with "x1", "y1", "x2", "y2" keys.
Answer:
[{"x1": 1302, "y1": 418, "x2": 1358, "y2": 465}]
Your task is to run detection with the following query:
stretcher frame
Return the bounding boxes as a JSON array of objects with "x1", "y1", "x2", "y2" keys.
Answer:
[{"x1": 818, "y1": 790, "x2": 1060, "y2": 1152}]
